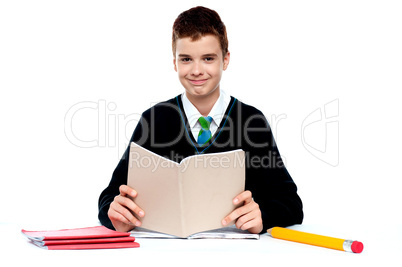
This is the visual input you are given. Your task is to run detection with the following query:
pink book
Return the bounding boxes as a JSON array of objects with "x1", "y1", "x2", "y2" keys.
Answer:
[
  {"x1": 21, "y1": 226, "x2": 131, "y2": 241},
  {"x1": 33, "y1": 236, "x2": 136, "y2": 246},
  {"x1": 37, "y1": 242, "x2": 140, "y2": 250}
]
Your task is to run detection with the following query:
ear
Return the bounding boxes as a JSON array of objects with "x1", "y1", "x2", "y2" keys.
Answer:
[
  {"x1": 223, "y1": 51, "x2": 230, "y2": 71},
  {"x1": 173, "y1": 58, "x2": 177, "y2": 72}
]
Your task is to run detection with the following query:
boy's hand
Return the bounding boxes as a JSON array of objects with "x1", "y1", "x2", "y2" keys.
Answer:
[
  {"x1": 108, "y1": 185, "x2": 145, "y2": 232},
  {"x1": 222, "y1": 190, "x2": 263, "y2": 234}
]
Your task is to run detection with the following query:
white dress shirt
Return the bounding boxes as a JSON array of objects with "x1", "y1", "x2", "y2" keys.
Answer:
[{"x1": 181, "y1": 89, "x2": 231, "y2": 141}]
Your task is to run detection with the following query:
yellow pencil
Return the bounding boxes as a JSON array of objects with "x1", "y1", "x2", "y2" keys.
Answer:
[{"x1": 267, "y1": 227, "x2": 364, "y2": 253}]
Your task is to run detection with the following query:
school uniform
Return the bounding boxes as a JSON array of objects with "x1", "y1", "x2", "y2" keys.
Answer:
[{"x1": 98, "y1": 91, "x2": 303, "y2": 233}]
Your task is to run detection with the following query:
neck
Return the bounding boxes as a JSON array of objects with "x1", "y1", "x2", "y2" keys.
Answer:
[{"x1": 186, "y1": 89, "x2": 220, "y2": 117}]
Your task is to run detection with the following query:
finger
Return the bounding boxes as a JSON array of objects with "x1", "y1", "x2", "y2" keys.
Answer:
[
  {"x1": 233, "y1": 190, "x2": 252, "y2": 205},
  {"x1": 119, "y1": 185, "x2": 137, "y2": 198},
  {"x1": 114, "y1": 195, "x2": 145, "y2": 218},
  {"x1": 222, "y1": 203, "x2": 253, "y2": 226},
  {"x1": 235, "y1": 208, "x2": 261, "y2": 230},
  {"x1": 241, "y1": 217, "x2": 263, "y2": 232},
  {"x1": 239, "y1": 211, "x2": 263, "y2": 233},
  {"x1": 108, "y1": 208, "x2": 131, "y2": 226},
  {"x1": 109, "y1": 201, "x2": 141, "y2": 226},
  {"x1": 223, "y1": 198, "x2": 258, "y2": 226}
]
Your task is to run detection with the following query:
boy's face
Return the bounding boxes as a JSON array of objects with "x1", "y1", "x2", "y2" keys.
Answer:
[{"x1": 173, "y1": 35, "x2": 230, "y2": 99}]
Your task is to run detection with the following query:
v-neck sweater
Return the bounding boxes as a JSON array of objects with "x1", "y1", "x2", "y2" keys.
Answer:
[{"x1": 98, "y1": 95, "x2": 303, "y2": 233}]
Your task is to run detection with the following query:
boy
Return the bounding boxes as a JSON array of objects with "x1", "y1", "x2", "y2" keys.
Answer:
[{"x1": 98, "y1": 6, "x2": 303, "y2": 234}]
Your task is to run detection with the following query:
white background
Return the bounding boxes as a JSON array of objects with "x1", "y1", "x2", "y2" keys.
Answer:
[{"x1": 1, "y1": 0, "x2": 401, "y2": 264}]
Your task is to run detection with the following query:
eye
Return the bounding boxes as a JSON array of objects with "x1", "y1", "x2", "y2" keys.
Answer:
[
  {"x1": 180, "y1": 58, "x2": 191, "y2": 62},
  {"x1": 204, "y1": 57, "x2": 214, "y2": 62}
]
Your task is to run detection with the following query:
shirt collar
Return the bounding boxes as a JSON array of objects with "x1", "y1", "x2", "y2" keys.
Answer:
[{"x1": 181, "y1": 90, "x2": 230, "y2": 128}]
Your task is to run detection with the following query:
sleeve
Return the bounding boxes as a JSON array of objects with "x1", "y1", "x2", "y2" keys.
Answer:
[
  {"x1": 243, "y1": 109, "x2": 303, "y2": 233},
  {"x1": 98, "y1": 114, "x2": 149, "y2": 230}
]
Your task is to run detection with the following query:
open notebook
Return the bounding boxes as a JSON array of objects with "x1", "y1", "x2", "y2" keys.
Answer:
[
  {"x1": 131, "y1": 225, "x2": 259, "y2": 239},
  {"x1": 127, "y1": 142, "x2": 246, "y2": 238}
]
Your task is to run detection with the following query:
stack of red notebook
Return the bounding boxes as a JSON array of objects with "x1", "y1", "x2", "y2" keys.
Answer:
[{"x1": 21, "y1": 226, "x2": 139, "y2": 250}]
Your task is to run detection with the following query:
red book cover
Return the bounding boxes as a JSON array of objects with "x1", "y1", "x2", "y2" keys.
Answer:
[
  {"x1": 41, "y1": 242, "x2": 140, "y2": 250},
  {"x1": 33, "y1": 236, "x2": 136, "y2": 246},
  {"x1": 21, "y1": 226, "x2": 131, "y2": 241}
]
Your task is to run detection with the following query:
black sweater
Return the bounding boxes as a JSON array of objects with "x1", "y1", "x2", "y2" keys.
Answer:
[{"x1": 98, "y1": 95, "x2": 303, "y2": 233}]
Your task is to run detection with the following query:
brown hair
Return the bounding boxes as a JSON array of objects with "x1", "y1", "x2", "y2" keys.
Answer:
[{"x1": 172, "y1": 6, "x2": 228, "y2": 57}]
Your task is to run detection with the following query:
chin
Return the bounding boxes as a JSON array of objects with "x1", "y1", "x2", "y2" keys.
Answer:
[{"x1": 186, "y1": 86, "x2": 218, "y2": 98}]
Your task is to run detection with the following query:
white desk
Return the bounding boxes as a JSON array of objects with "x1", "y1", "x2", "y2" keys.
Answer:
[{"x1": 1, "y1": 223, "x2": 400, "y2": 267}]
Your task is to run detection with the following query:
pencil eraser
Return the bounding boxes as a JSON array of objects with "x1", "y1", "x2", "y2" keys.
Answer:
[{"x1": 351, "y1": 241, "x2": 364, "y2": 253}]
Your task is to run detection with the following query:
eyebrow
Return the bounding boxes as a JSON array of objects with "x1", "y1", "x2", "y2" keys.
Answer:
[{"x1": 178, "y1": 53, "x2": 218, "y2": 58}]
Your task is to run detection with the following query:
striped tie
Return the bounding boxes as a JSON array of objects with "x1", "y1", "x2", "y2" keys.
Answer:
[{"x1": 197, "y1": 116, "x2": 213, "y2": 146}]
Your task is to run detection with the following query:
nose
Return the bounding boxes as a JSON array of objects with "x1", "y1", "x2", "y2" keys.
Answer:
[{"x1": 191, "y1": 61, "x2": 204, "y2": 76}]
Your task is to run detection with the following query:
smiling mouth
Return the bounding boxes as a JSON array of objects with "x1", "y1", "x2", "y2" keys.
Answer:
[{"x1": 188, "y1": 79, "x2": 207, "y2": 85}]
